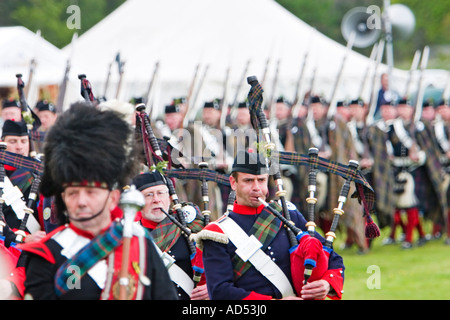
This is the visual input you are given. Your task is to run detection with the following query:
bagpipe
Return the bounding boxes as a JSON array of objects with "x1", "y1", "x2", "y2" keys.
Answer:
[
  {"x1": 0, "y1": 142, "x2": 44, "y2": 273},
  {"x1": 135, "y1": 103, "x2": 205, "y2": 287},
  {"x1": 16, "y1": 74, "x2": 41, "y2": 159},
  {"x1": 78, "y1": 74, "x2": 95, "y2": 103},
  {"x1": 246, "y1": 76, "x2": 380, "y2": 296},
  {"x1": 0, "y1": 145, "x2": 21, "y2": 269}
]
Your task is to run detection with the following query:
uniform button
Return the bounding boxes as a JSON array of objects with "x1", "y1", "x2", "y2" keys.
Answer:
[{"x1": 330, "y1": 274, "x2": 334, "y2": 277}]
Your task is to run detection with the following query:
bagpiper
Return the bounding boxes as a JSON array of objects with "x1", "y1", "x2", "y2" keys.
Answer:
[
  {"x1": 19, "y1": 103, "x2": 177, "y2": 300},
  {"x1": 194, "y1": 150, "x2": 345, "y2": 300}
]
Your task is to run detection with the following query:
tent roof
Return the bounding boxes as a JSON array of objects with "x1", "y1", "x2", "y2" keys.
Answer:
[
  {"x1": 64, "y1": 0, "x2": 447, "y2": 111},
  {"x1": 0, "y1": 26, "x2": 66, "y2": 87}
]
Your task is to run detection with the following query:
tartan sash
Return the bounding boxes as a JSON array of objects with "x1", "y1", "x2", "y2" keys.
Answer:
[
  {"x1": 54, "y1": 220, "x2": 124, "y2": 297},
  {"x1": 231, "y1": 206, "x2": 282, "y2": 281}
]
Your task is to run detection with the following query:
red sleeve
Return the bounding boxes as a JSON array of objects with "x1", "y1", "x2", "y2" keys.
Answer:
[
  {"x1": 8, "y1": 266, "x2": 25, "y2": 299},
  {"x1": 322, "y1": 268, "x2": 344, "y2": 300},
  {"x1": 243, "y1": 291, "x2": 273, "y2": 300}
]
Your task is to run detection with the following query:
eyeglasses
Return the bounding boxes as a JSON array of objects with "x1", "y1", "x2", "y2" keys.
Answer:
[{"x1": 144, "y1": 190, "x2": 169, "y2": 199}]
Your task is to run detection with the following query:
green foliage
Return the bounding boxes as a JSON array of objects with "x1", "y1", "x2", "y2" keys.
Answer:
[
  {"x1": 276, "y1": 0, "x2": 450, "y2": 69},
  {"x1": 150, "y1": 160, "x2": 169, "y2": 174},
  {"x1": 0, "y1": 0, "x2": 126, "y2": 48}
]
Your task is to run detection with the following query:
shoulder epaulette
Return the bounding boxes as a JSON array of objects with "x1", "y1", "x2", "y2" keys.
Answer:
[
  {"x1": 17, "y1": 225, "x2": 66, "y2": 264},
  {"x1": 191, "y1": 216, "x2": 229, "y2": 250}
]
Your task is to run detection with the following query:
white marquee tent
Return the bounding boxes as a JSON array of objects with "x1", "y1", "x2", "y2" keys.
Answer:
[
  {"x1": 0, "y1": 26, "x2": 70, "y2": 106},
  {"x1": 67, "y1": 0, "x2": 416, "y2": 116},
  {"x1": 2, "y1": 1, "x2": 446, "y2": 114}
]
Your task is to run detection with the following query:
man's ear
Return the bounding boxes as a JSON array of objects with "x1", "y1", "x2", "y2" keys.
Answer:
[
  {"x1": 229, "y1": 175, "x2": 237, "y2": 191},
  {"x1": 110, "y1": 189, "x2": 121, "y2": 208}
]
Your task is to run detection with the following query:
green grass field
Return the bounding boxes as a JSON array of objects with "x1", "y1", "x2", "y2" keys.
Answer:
[{"x1": 333, "y1": 226, "x2": 450, "y2": 300}]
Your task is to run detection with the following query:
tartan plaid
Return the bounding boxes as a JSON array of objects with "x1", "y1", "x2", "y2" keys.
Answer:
[
  {"x1": 415, "y1": 122, "x2": 448, "y2": 221},
  {"x1": 368, "y1": 125, "x2": 396, "y2": 227},
  {"x1": 54, "y1": 220, "x2": 124, "y2": 297},
  {"x1": 167, "y1": 168, "x2": 231, "y2": 187},
  {"x1": 247, "y1": 80, "x2": 264, "y2": 134},
  {"x1": 166, "y1": 150, "x2": 376, "y2": 217},
  {"x1": 231, "y1": 206, "x2": 282, "y2": 281},
  {"x1": 151, "y1": 211, "x2": 205, "y2": 252},
  {"x1": 30, "y1": 129, "x2": 46, "y2": 142},
  {"x1": 272, "y1": 150, "x2": 375, "y2": 215},
  {"x1": 0, "y1": 149, "x2": 43, "y2": 175},
  {"x1": 9, "y1": 168, "x2": 34, "y2": 193},
  {"x1": 151, "y1": 216, "x2": 182, "y2": 252}
]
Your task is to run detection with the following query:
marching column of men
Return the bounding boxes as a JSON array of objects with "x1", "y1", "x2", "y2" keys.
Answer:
[{"x1": 0, "y1": 78, "x2": 449, "y2": 300}]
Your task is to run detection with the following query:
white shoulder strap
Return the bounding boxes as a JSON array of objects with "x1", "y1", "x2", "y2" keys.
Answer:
[
  {"x1": 152, "y1": 241, "x2": 194, "y2": 296},
  {"x1": 219, "y1": 217, "x2": 295, "y2": 298}
]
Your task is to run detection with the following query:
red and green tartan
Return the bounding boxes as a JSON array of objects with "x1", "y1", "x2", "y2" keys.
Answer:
[
  {"x1": 54, "y1": 220, "x2": 125, "y2": 297},
  {"x1": 0, "y1": 150, "x2": 43, "y2": 175},
  {"x1": 9, "y1": 168, "x2": 34, "y2": 193},
  {"x1": 151, "y1": 212, "x2": 205, "y2": 253},
  {"x1": 231, "y1": 206, "x2": 282, "y2": 281}
]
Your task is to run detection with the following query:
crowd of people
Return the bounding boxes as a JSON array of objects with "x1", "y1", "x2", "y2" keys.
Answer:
[{"x1": 0, "y1": 70, "x2": 448, "y2": 300}]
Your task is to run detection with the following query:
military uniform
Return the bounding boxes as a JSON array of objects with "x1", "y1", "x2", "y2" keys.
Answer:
[
  {"x1": 19, "y1": 103, "x2": 177, "y2": 300},
  {"x1": 385, "y1": 113, "x2": 427, "y2": 248},
  {"x1": 292, "y1": 96, "x2": 367, "y2": 252},
  {"x1": 133, "y1": 171, "x2": 206, "y2": 300},
  {"x1": 20, "y1": 220, "x2": 177, "y2": 300},
  {"x1": 195, "y1": 151, "x2": 344, "y2": 300},
  {"x1": 185, "y1": 100, "x2": 231, "y2": 219}
]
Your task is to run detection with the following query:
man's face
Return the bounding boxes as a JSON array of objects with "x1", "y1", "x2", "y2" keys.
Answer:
[
  {"x1": 62, "y1": 186, "x2": 119, "y2": 235},
  {"x1": 230, "y1": 172, "x2": 269, "y2": 208},
  {"x1": 381, "y1": 74, "x2": 389, "y2": 90},
  {"x1": 38, "y1": 110, "x2": 58, "y2": 131},
  {"x1": 165, "y1": 113, "x2": 183, "y2": 131},
  {"x1": 311, "y1": 103, "x2": 327, "y2": 121},
  {"x1": 397, "y1": 104, "x2": 414, "y2": 121},
  {"x1": 140, "y1": 184, "x2": 170, "y2": 223},
  {"x1": 236, "y1": 108, "x2": 250, "y2": 126},
  {"x1": 275, "y1": 102, "x2": 290, "y2": 121},
  {"x1": 3, "y1": 135, "x2": 29, "y2": 156},
  {"x1": 437, "y1": 105, "x2": 450, "y2": 122},
  {"x1": 380, "y1": 104, "x2": 397, "y2": 121},
  {"x1": 202, "y1": 108, "x2": 220, "y2": 127},
  {"x1": 1, "y1": 108, "x2": 22, "y2": 122},
  {"x1": 349, "y1": 104, "x2": 366, "y2": 121},
  {"x1": 421, "y1": 107, "x2": 435, "y2": 121}
]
